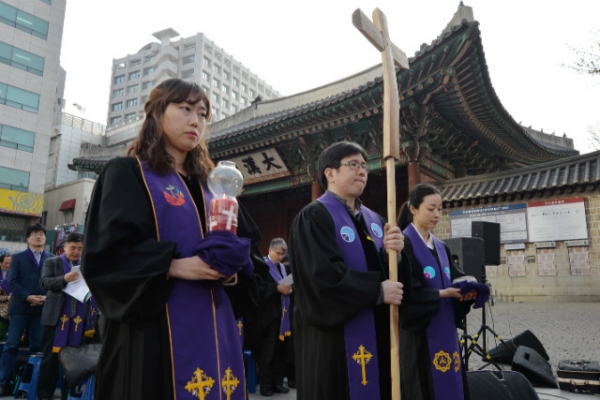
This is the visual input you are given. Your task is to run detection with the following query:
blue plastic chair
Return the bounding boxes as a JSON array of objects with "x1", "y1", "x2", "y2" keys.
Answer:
[
  {"x1": 16, "y1": 353, "x2": 42, "y2": 400},
  {"x1": 66, "y1": 373, "x2": 95, "y2": 400},
  {"x1": 243, "y1": 350, "x2": 257, "y2": 394}
]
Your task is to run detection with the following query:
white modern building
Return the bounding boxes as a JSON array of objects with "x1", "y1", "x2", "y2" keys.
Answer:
[
  {"x1": 107, "y1": 28, "x2": 280, "y2": 126},
  {"x1": 0, "y1": 0, "x2": 67, "y2": 246}
]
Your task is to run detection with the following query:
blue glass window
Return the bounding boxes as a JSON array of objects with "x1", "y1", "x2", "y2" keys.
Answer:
[
  {"x1": 0, "y1": 41, "x2": 44, "y2": 75},
  {"x1": 0, "y1": 166, "x2": 29, "y2": 192},
  {"x1": 0, "y1": 2, "x2": 49, "y2": 40},
  {"x1": 0, "y1": 124, "x2": 35, "y2": 152}
]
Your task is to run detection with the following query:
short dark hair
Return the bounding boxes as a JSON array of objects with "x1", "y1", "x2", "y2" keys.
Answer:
[
  {"x1": 398, "y1": 183, "x2": 441, "y2": 230},
  {"x1": 65, "y1": 232, "x2": 83, "y2": 243},
  {"x1": 26, "y1": 223, "x2": 46, "y2": 238},
  {"x1": 317, "y1": 141, "x2": 368, "y2": 189},
  {"x1": 0, "y1": 253, "x2": 11, "y2": 263}
]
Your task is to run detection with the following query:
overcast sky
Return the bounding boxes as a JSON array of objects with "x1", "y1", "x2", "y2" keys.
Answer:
[{"x1": 60, "y1": 0, "x2": 599, "y2": 153}]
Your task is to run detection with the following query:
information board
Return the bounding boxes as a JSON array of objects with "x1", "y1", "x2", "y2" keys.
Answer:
[
  {"x1": 527, "y1": 197, "x2": 587, "y2": 242},
  {"x1": 449, "y1": 203, "x2": 528, "y2": 243}
]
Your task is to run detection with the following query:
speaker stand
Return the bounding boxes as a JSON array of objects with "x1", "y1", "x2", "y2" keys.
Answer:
[{"x1": 460, "y1": 295, "x2": 507, "y2": 371}]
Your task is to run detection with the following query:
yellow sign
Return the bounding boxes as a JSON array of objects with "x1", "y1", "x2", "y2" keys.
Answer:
[{"x1": 0, "y1": 188, "x2": 43, "y2": 216}]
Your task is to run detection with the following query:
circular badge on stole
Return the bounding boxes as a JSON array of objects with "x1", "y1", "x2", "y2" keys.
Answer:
[
  {"x1": 340, "y1": 226, "x2": 355, "y2": 243},
  {"x1": 423, "y1": 266, "x2": 436, "y2": 279},
  {"x1": 444, "y1": 266, "x2": 451, "y2": 279},
  {"x1": 370, "y1": 223, "x2": 383, "y2": 238}
]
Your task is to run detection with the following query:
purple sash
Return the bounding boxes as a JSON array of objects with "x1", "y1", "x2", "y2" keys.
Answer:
[
  {"x1": 53, "y1": 255, "x2": 94, "y2": 352},
  {"x1": 263, "y1": 257, "x2": 291, "y2": 341},
  {"x1": 138, "y1": 157, "x2": 246, "y2": 400},
  {"x1": 0, "y1": 279, "x2": 10, "y2": 295},
  {"x1": 403, "y1": 224, "x2": 464, "y2": 400},
  {"x1": 318, "y1": 192, "x2": 383, "y2": 400}
]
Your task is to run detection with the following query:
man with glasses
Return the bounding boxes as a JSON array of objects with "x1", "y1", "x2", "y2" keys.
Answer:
[
  {"x1": 253, "y1": 238, "x2": 293, "y2": 396},
  {"x1": 0, "y1": 223, "x2": 52, "y2": 395},
  {"x1": 289, "y1": 141, "x2": 406, "y2": 400}
]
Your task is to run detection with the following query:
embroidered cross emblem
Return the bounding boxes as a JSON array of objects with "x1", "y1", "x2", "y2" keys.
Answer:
[
  {"x1": 221, "y1": 367, "x2": 240, "y2": 400},
  {"x1": 73, "y1": 316, "x2": 83, "y2": 331},
  {"x1": 281, "y1": 306, "x2": 287, "y2": 321},
  {"x1": 237, "y1": 320, "x2": 243, "y2": 336},
  {"x1": 352, "y1": 345, "x2": 373, "y2": 386},
  {"x1": 60, "y1": 314, "x2": 68, "y2": 331},
  {"x1": 185, "y1": 368, "x2": 215, "y2": 400}
]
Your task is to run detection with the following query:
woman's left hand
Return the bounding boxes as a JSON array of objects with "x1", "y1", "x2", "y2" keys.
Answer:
[
  {"x1": 460, "y1": 289, "x2": 478, "y2": 302},
  {"x1": 383, "y1": 223, "x2": 404, "y2": 254}
]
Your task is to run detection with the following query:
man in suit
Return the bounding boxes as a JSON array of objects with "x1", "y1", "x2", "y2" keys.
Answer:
[
  {"x1": 0, "y1": 224, "x2": 51, "y2": 396},
  {"x1": 37, "y1": 232, "x2": 94, "y2": 400},
  {"x1": 254, "y1": 238, "x2": 293, "y2": 397}
]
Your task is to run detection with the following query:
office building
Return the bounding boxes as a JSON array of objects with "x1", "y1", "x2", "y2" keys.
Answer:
[
  {"x1": 0, "y1": 0, "x2": 67, "y2": 248},
  {"x1": 107, "y1": 28, "x2": 280, "y2": 126}
]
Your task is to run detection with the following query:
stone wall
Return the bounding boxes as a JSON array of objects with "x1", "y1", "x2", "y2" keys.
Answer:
[{"x1": 437, "y1": 190, "x2": 600, "y2": 300}]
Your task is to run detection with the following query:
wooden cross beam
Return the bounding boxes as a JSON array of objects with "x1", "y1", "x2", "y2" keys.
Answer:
[{"x1": 353, "y1": 8, "x2": 410, "y2": 400}]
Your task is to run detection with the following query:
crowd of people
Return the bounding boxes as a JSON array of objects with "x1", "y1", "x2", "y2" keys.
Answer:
[{"x1": 0, "y1": 78, "x2": 488, "y2": 400}]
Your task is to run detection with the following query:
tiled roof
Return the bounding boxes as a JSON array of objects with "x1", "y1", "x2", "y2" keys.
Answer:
[{"x1": 441, "y1": 150, "x2": 600, "y2": 204}]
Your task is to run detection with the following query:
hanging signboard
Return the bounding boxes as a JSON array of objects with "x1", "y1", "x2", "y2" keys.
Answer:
[
  {"x1": 228, "y1": 148, "x2": 290, "y2": 185},
  {"x1": 527, "y1": 197, "x2": 587, "y2": 242},
  {"x1": 449, "y1": 203, "x2": 528, "y2": 243}
]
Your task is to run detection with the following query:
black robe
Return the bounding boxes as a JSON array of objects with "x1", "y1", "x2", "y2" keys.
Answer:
[
  {"x1": 82, "y1": 157, "x2": 267, "y2": 400},
  {"x1": 288, "y1": 200, "x2": 408, "y2": 400},
  {"x1": 399, "y1": 235, "x2": 473, "y2": 400}
]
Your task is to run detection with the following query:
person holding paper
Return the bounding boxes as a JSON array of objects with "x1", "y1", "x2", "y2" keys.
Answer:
[
  {"x1": 82, "y1": 79, "x2": 267, "y2": 400},
  {"x1": 253, "y1": 238, "x2": 292, "y2": 396},
  {"x1": 37, "y1": 232, "x2": 98, "y2": 400},
  {"x1": 397, "y1": 183, "x2": 481, "y2": 400}
]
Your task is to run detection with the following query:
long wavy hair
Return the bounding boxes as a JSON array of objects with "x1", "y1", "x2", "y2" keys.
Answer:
[
  {"x1": 398, "y1": 183, "x2": 441, "y2": 230},
  {"x1": 127, "y1": 79, "x2": 214, "y2": 182}
]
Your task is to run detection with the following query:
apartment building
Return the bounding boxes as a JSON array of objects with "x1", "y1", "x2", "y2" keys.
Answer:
[
  {"x1": 0, "y1": 0, "x2": 67, "y2": 247},
  {"x1": 107, "y1": 28, "x2": 280, "y2": 126}
]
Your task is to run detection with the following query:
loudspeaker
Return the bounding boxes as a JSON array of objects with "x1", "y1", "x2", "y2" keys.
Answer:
[
  {"x1": 512, "y1": 346, "x2": 558, "y2": 388},
  {"x1": 467, "y1": 370, "x2": 539, "y2": 400},
  {"x1": 487, "y1": 330, "x2": 549, "y2": 365},
  {"x1": 444, "y1": 237, "x2": 485, "y2": 283},
  {"x1": 471, "y1": 221, "x2": 501, "y2": 265}
]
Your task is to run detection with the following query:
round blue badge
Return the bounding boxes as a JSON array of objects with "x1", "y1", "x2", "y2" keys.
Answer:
[
  {"x1": 340, "y1": 226, "x2": 355, "y2": 243},
  {"x1": 444, "y1": 266, "x2": 451, "y2": 279},
  {"x1": 370, "y1": 223, "x2": 383, "y2": 238},
  {"x1": 423, "y1": 266, "x2": 436, "y2": 279}
]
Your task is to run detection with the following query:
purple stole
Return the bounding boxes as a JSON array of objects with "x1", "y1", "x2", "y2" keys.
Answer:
[
  {"x1": 0, "y1": 279, "x2": 10, "y2": 295},
  {"x1": 138, "y1": 157, "x2": 246, "y2": 400},
  {"x1": 403, "y1": 224, "x2": 464, "y2": 400},
  {"x1": 318, "y1": 192, "x2": 384, "y2": 400},
  {"x1": 53, "y1": 255, "x2": 97, "y2": 352},
  {"x1": 263, "y1": 257, "x2": 291, "y2": 341}
]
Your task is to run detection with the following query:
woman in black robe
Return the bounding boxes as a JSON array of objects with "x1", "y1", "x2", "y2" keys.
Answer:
[
  {"x1": 398, "y1": 184, "x2": 476, "y2": 400},
  {"x1": 82, "y1": 79, "x2": 266, "y2": 400}
]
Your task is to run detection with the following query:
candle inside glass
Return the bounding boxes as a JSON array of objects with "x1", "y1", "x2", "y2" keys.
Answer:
[{"x1": 209, "y1": 197, "x2": 238, "y2": 234}]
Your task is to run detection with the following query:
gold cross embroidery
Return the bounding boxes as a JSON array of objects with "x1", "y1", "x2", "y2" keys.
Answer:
[
  {"x1": 237, "y1": 320, "x2": 243, "y2": 336},
  {"x1": 221, "y1": 367, "x2": 240, "y2": 400},
  {"x1": 185, "y1": 368, "x2": 215, "y2": 400},
  {"x1": 281, "y1": 306, "x2": 287, "y2": 321},
  {"x1": 60, "y1": 314, "x2": 69, "y2": 331},
  {"x1": 352, "y1": 345, "x2": 373, "y2": 386},
  {"x1": 73, "y1": 316, "x2": 83, "y2": 331}
]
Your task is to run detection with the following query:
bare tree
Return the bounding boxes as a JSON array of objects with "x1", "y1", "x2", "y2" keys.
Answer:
[
  {"x1": 588, "y1": 124, "x2": 600, "y2": 151},
  {"x1": 567, "y1": 31, "x2": 600, "y2": 76}
]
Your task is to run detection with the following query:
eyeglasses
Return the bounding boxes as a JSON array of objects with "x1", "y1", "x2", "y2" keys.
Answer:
[
  {"x1": 29, "y1": 232, "x2": 45, "y2": 237},
  {"x1": 339, "y1": 161, "x2": 370, "y2": 172}
]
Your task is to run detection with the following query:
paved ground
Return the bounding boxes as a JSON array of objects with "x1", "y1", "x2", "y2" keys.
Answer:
[
  {"x1": 1, "y1": 299, "x2": 597, "y2": 399},
  {"x1": 247, "y1": 299, "x2": 600, "y2": 400}
]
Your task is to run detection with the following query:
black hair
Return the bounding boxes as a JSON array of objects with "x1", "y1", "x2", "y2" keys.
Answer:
[
  {"x1": 317, "y1": 141, "x2": 368, "y2": 190},
  {"x1": 65, "y1": 232, "x2": 83, "y2": 243},
  {"x1": 26, "y1": 223, "x2": 46, "y2": 238},
  {"x1": 398, "y1": 183, "x2": 441, "y2": 230},
  {"x1": 0, "y1": 253, "x2": 11, "y2": 264}
]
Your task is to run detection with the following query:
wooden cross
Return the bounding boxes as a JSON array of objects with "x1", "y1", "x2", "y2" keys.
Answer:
[
  {"x1": 185, "y1": 368, "x2": 215, "y2": 400},
  {"x1": 220, "y1": 367, "x2": 240, "y2": 400},
  {"x1": 353, "y1": 8, "x2": 410, "y2": 400},
  {"x1": 351, "y1": 345, "x2": 373, "y2": 386}
]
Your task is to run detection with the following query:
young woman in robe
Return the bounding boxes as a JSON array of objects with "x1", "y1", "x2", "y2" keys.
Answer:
[
  {"x1": 398, "y1": 183, "x2": 477, "y2": 400},
  {"x1": 82, "y1": 78, "x2": 265, "y2": 400}
]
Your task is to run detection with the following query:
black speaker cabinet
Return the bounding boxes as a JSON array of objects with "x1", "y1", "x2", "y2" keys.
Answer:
[
  {"x1": 487, "y1": 329, "x2": 550, "y2": 365},
  {"x1": 444, "y1": 237, "x2": 485, "y2": 283},
  {"x1": 471, "y1": 221, "x2": 501, "y2": 265},
  {"x1": 511, "y1": 346, "x2": 558, "y2": 388},
  {"x1": 467, "y1": 370, "x2": 539, "y2": 400}
]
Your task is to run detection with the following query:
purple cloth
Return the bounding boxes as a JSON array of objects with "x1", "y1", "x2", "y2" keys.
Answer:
[
  {"x1": 264, "y1": 256, "x2": 291, "y2": 341},
  {"x1": 195, "y1": 231, "x2": 253, "y2": 277},
  {"x1": 0, "y1": 279, "x2": 10, "y2": 295},
  {"x1": 451, "y1": 281, "x2": 490, "y2": 309}
]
